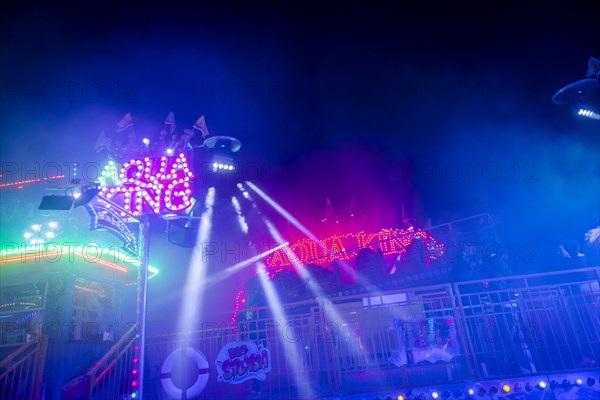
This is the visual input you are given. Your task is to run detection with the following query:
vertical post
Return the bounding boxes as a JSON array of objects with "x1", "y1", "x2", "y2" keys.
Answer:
[{"x1": 137, "y1": 216, "x2": 150, "y2": 399}]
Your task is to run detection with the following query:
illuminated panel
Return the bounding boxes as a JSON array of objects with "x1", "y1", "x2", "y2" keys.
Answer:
[
  {"x1": 0, "y1": 175, "x2": 65, "y2": 188},
  {"x1": 0, "y1": 244, "x2": 159, "y2": 278},
  {"x1": 265, "y1": 228, "x2": 443, "y2": 271},
  {"x1": 99, "y1": 154, "x2": 194, "y2": 216}
]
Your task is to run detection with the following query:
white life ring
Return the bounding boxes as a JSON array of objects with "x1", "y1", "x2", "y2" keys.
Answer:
[{"x1": 160, "y1": 347, "x2": 209, "y2": 399}]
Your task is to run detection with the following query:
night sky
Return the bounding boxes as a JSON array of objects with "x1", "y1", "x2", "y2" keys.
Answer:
[{"x1": 1, "y1": 3, "x2": 599, "y2": 319}]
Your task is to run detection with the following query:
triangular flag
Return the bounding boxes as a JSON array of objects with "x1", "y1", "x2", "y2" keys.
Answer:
[
  {"x1": 94, "y1": 130, "x2": 108, "y2": 153},
  {"x1": 164, "y1": 111, "x2": 176, "y2": 125},
  {"x1": 164, "y1": 112, "x2": 176, "y2": 134},
  {"x1": 116, "y1": 113, "x2": 133, "y2": 132},
  {"x1": 193, "y1": 115, "x2": 210, "y2": 138},
  {"x1": 587, "y1": 56, "x2": 600, "y2": 78},
  {"x1": 326, "y1": 197, "x2": 334, "y2": 220}
]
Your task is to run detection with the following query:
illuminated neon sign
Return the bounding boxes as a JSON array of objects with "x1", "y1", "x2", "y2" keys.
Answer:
[
  {"x1": 266, "y1": 228, "x2": 443, "y2": 270},
  {"x1": 99, "y1": 154, "x2": 194, "y2": 216},
  {"x1": 216, "y1": 340, "x2": 271, "y2": 384}
]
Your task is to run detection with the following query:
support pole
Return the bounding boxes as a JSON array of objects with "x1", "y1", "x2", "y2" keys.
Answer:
[{"x1": 136, "y1": 216, "x2": 150, "y2": 399}]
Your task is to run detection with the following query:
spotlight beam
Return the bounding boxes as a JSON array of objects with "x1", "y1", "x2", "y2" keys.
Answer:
[
  {"x1": 244, "y1": 181, "x2": 385, "y2": 300},
  {"x1": 251, "y1": 206, "x2": 350, "y2": 336},
  {"x1": 245, "y1": 181, "x2": 320, "y2": 242},
  {"x1": 231, "y1": 196, "x2": 249, "y2": 234},
  {"x1": 241, "y1": 182, "x2": 402, "y2": 329},
  {"x1": 256, "y1": 263, "x2": 315, "y2": 399},
  {"x1": 204, "y1": 242, "x2": 289, "y2": 286},
  {"x1": 176, "y1": 187, "x2": 215, "y2": 345}
]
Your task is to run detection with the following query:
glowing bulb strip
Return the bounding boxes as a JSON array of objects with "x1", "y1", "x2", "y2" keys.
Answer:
[
  {"x1": 99, "y1": 154, "x2": 194, "y2": 216},
  {"x1": 231, "y1": 289, "x2": 247, "y2": 326},
  {"x1": 0, "y1": 244, "x2": 159, "y2": 278},
  {"x1": 265, "y1": 228, "x2": 443, "y2": 269},
  {"x1": 0, "y1": 175, "x2": 65, "y2": 188}
]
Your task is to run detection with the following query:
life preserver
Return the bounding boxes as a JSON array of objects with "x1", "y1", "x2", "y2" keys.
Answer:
[{"x1": 160, "y1": 347, "x2": 209, "y2": 399}]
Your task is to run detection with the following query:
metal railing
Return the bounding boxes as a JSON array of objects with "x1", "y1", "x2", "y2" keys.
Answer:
[
  {"x1": 141, "y1": 267, "x2": 599, "y2": 399},
  {"x1": 453, "y1": 267, "x2": 600, "y2": 380},
  {"x1": 0, "y1": 334, "x2": 48, "y2": 400},
  {"x1": 84, "y1": 324, "x2": 137, "y2": 399}
]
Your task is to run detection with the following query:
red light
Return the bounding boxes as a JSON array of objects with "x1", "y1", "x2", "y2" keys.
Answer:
[
  {"x1": 132, "y1": 380, "x2": 138, "y2": 387},
  {"x1": 132, "y1": 369, "x2": 138, "y2": 375},
  {"x1": 133, "y1": 358, "x2": 138, "y2": 363}
]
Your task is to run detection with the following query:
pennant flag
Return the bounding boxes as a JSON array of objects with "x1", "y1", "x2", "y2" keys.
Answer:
[
  {"x1": 164, "y1": 111, "x2": 176, "y2": 134},
  {"x1": 424, "y1": 218, "x2": 432, "y2": 229},
  {"x1": 116, "y1": 113, "x2": 133, "y2": 132},
  {"x1": 193, "y1": 115, "x2": 210, "y2": 138},
  {"x1": 587, "y1": 56, "x2": 600, "y2": 78},
  {"x1": 326, "y1": 197, "x2": 334, "y2": 220},
  {"x1": 94, "y1": 130, "x2": 109, "y2": 153},
  {"x1": 164, "y1": 111, "x2": 176, "y2": 125}
]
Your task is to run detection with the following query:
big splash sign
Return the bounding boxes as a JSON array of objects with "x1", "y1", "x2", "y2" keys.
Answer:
[{"x1": 215, "y1": 340, "x2": 271, "y2": 384}]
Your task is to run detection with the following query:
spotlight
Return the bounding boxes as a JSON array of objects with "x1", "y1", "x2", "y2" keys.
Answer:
[
  {"x1": 38, "y1": 195, "x2": 75, "y2": 210},
  {"x1": 538, "y1": 381, "x2": 547, "y2": 389},
  {"x1": 166, "y1": 148, "x2": 174, "y2": 155},
  {"x1": 397, "y1": 395, "x2": 405, "y2": 400},
  {"x1": 478, "y1": 387, "x2": 486, "y2": 395},
  {"x1": 74, "y1": 186, "x2": 100, "y2": 208},
  {"x1": 587, "y1": 377, "x2": 596, "y2": 386},
  {"x1": 204, "y1": 136, "x2": 241, "y2": 175},
  {"x1": 489, "y1": 386, "x2": 498, "y2": 394},
  {"x1": 525, "y1": 383, "x2": 533, "y2": 392},
  {"x1": 467, "y1": 388, "x2": 474, "y2": 396},
  {"x1": 431, "y1": 391, "x2": 439, "y2": 399},
  {"x1": 48, "y1": 221, "x2": 58, "y2": 229},
  {"x1": 575, "y1": 378, "x2": 583, "y2": 386},
  {"x1": 562, "y1": 379, "x2": 571, "y2": 388},
  {"x1": 501, "y1": 384, "x2": 510, "y2": 393},
  {"x1": 39, "y1": 184, "x2": 99, "y2": 210},
  {"x1": 168, "y1": 219, "x2": 198, "y2": 248},
  {"x1": 577, "y1": 107, "x2": 600, "y2": 120},
  {"x1": 142, "y1": 137, "x2": 150, "y2": 145}
]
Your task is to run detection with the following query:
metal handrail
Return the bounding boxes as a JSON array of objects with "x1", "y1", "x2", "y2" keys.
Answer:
[
  {"x1": 85, "y1": 324, "x2": 137, "y2": 399},
  {"x1": 0, "y1": 335, "x2": 48, "y2": 400}
]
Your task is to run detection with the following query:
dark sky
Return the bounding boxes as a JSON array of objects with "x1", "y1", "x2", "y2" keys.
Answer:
[{"x1": 1, "y1": 2, "x2": 599, "y2": 270}]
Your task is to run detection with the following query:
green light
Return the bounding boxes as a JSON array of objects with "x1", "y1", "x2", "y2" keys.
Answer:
[{"x1": 0, "y1": 242, "x2": 160, "y2": 279}]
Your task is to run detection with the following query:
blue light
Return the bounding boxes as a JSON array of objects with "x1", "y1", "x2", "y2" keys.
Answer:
[{"x1": 578, "y1": 108, "x2": 600, "y2": 120}]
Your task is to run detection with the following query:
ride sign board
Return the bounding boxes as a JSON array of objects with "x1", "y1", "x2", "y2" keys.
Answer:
[{"x1": 215, "y1": 340, "x2": 271, "y2": 384}]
